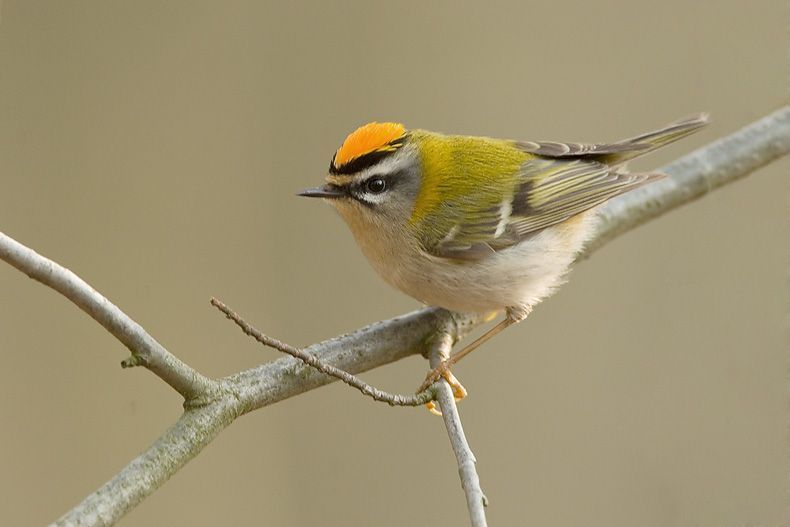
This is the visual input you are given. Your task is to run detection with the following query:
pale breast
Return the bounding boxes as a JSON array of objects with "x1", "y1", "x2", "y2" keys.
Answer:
[
  {"x1": 371, "y1": 212, "x2": 599, "y2": 314},
  {"x1": 334, "y1": 197, "x2": 598, "y2": 314}
]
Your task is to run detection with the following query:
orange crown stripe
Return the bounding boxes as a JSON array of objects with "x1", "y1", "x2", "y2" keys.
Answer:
[{"x1": 334, "y1": 122, "x2": 406, "y2": 167}]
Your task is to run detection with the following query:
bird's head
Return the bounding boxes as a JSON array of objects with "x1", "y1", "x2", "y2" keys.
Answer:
[{"x1": 299, "y1": 122, "x2": 423, "y2": 233}]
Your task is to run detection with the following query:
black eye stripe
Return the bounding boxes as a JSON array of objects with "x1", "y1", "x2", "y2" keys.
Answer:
[{"x1": 347, "y1": 170, "x2": 409, "y2": 207}]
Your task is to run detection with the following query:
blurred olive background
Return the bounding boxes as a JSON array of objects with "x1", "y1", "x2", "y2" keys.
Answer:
[{"x1": 0, "y1": 1, "x2": 787, "y2": 526}]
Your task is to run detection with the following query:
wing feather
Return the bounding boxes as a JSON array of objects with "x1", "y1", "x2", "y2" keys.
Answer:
[
  {"x1": 427, "y1": 157, "x2": 661, "y2": 260},
  {"x1": 424, "y1": 115, "x2": 707, "y2": 260}
]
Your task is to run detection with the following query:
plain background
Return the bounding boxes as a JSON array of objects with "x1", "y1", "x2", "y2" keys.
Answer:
[{"x1": 0, "y1": 1, "x2": 787, "y2": 526}]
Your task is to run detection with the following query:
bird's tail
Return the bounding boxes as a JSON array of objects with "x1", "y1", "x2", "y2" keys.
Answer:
[{"x1": 609, "y1": 113, "x2": 710, "y2": 164}]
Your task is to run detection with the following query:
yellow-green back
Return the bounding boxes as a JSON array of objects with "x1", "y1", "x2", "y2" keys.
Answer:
[{"x1": 409, "y1": 130, "x2": 530, "y2": 245}]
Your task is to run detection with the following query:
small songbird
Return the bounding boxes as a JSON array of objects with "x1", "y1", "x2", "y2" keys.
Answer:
[{"x1": 299, "y1": 115, "x2": 708, "y2": 402}]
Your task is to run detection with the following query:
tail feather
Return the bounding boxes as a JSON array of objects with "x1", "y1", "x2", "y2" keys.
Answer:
[
  {"x1": 610, "y1": 113, "x2": 710, "y2": 164},
  {"x1": 518, "y1": 113, "x2": 709, "y2": 165}
]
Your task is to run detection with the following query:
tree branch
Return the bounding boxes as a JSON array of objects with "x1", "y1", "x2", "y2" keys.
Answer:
[
  {"x1": 0, "y1": 107, "x2": 785, "y2": 526},
  {"x1": 46, "y1": 307, "x2": 483, "y2": 526}
]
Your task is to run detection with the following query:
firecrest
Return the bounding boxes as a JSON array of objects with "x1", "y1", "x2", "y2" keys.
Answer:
[{"x1": 300, "y1": 115, "x2": 708, "y2": 402}]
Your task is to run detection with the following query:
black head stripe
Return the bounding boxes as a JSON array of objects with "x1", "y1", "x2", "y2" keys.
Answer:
[{"x1": 329, "y1": 136, "x2": 408, "y2": 175}]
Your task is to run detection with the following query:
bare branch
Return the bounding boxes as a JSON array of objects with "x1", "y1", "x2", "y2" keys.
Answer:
[
  {"x1": 210, "y1": 297, "x2": 435, "y2": 407},
  {"x1": 0, "y1": 232, "x2": 216, "y2": 400},
  {"x1": 430, "y1": 332, "x2": 489, "y2": 527},
  {"x1": 50, "y1": 307, "x2": 482, "y2": 527}
]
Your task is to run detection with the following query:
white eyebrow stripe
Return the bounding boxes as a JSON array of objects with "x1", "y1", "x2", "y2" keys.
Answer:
[{"x1": 348, "y1": 147, "x2": 415, "y2": 184}]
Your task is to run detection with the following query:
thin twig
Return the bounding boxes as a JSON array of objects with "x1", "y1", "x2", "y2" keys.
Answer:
[
  {"x1": 0, "y1": 107, "x2": 784, "y2": 527},
  {"x1": 430, "y1": 332, "x2": 488, "y2": 527},
  {"x1": 210, "y1": 298, "x2": 435, "y2": 407}
]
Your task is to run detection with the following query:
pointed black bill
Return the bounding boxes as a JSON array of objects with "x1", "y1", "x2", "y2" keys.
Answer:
[{"x1": 297, "y1": 185, "x2": 346, "y2": 199}]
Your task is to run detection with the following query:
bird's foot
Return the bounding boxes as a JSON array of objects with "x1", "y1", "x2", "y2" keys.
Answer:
[{"x1": 419, "y1": 361, "x2": 467, "y2": 415}]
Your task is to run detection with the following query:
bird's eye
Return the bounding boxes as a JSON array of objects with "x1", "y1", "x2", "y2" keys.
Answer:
[{"x1": 365, "y1": 177, "x2": 387, "y2": 194}]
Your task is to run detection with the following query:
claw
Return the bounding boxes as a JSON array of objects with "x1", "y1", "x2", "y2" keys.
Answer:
[
  {"x1": 426, "y1": 400, "x2": 443, "y2": 415},
  {"x1": 445, "y1": 370, "x2": 467, "y2": 400},
  {"x1": 419, "y1": 361, "x2": 468, "y2": 414}
]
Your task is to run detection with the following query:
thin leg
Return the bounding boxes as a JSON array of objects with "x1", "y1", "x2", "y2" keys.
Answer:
[{"x1": 417, "y1": 313, "x2": 520, "y2": 395}]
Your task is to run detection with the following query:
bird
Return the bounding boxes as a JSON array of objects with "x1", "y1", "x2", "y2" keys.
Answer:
[{"x1": 299, "y1": 114, "x2": 708, "y2": 406}]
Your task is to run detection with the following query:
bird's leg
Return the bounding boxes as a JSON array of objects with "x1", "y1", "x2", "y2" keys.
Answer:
[
  {"x1": 417, "y1": 317, "x2": 513, "y2": 398},
  {"x1": 418, "y1": 305, "x2": 531, "y2": 401}
]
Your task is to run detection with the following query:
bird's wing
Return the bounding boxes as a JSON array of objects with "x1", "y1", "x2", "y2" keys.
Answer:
[
  {"x1": 423, "y1": 114, "x2": 707, "y2": 261},
  {"x1": 426, "y1": 156, "x2": 661, "y2": 261}
]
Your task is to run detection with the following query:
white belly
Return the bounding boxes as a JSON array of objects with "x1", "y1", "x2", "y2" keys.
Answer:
[{"x1": 354, "y1": 211, "x2": 599, "y2": 314}]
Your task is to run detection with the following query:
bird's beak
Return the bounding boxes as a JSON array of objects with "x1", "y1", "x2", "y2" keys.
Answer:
[{"x1": 297, "y1": 184, "x2": 346, "y2": 199}]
